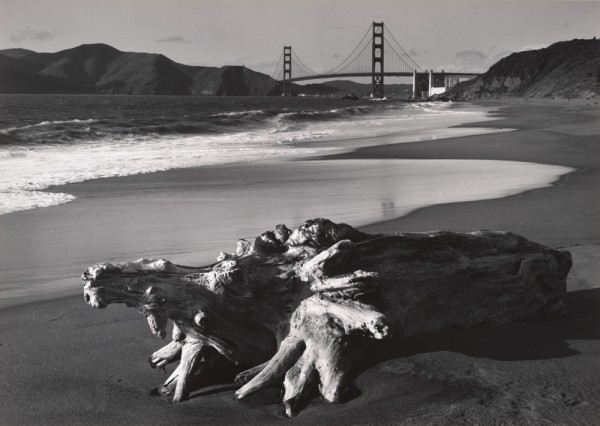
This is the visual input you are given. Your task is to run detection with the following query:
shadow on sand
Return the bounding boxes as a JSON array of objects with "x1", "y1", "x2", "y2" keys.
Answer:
[
  {"x1": 186, "y1": 288, "x2": 599, "y2": 406},
  {"x1": 361, "y1": 287, "x2": 600, "y2": 366}
]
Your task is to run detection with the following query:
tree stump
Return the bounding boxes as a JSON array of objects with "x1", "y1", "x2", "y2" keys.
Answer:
[{"x1": 82, "y1": 218, "x2": 571, "y2": 415}]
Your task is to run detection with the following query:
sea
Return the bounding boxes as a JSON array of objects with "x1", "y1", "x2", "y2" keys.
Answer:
[
  {"x1": 0, "y1": 94, "x2": 513, "y2": 215},
  {"x1": 0, "y1": 94, "x2": 574, "y2": 306}
]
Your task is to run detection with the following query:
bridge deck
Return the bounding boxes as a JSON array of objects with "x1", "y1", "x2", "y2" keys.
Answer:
[{"x1": 286, "y1": 72, "x2": 481, "y2": 83}]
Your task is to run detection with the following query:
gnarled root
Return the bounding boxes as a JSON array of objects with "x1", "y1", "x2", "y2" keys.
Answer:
[
  {"x1": 150, "y1": 324, "x2": 184, "y2": 369},
  {"x1": 234, "y1": 361, "x2": 269, "y2": 386},
  {"x1": 157, "y1": 342, "x2": 236, "y2": 402},
  {"x1": 150, "y1": 340, "x2": 182, "y2": 369},
  {"x1": 83, "y1": 219, "x2": 573, "y2": 415},
  {"x1": 236, "y1": 295, "x2": 388, "y2": 416}
]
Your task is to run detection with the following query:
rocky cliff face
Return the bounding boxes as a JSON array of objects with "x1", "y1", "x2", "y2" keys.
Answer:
[
  {"x1": 448, "y1": 38, "x2": 600, "y2": 100},
  {"x1": 0, "y1": 43, "x2": 279, "y2": 96}
]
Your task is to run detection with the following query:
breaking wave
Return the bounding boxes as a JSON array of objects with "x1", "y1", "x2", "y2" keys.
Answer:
[{"x1": 0, "y1": 95, "x2": 492, "y2": 215}]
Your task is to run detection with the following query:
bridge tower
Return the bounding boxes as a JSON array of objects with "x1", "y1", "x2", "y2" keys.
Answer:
[
  {"x1": 282, "y1": 46, "x2": 292, "y2": 96},
  {"x1": 372, "y1": 22, "x2": 384, "y2": 98}
]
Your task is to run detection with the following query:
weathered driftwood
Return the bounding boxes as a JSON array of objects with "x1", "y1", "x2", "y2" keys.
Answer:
[{"x1": 82, "y1": 218, "x2": 571, "y2": 416}]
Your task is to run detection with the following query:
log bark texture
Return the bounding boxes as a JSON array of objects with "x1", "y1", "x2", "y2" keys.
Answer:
[{"x1": 82, "y1": 218, "x2": 571, "y2": 415}]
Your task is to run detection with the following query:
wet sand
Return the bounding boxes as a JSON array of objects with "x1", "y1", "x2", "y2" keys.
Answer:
[
  {"x1": 354, "y1": 101, "x2": 600, "y2": 248},
  {"x1": 0, "y1": 100, "x2": 599, "y2": 425}
]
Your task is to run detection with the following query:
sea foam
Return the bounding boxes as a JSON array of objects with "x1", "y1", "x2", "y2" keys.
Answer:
[{"x1": 0, "y1": 101, "x2": 515, "y2": 216}]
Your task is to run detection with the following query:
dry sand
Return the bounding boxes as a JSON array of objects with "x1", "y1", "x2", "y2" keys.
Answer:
[{"x1": 0, "y1": 100, "x2": 599, "y2": 425}]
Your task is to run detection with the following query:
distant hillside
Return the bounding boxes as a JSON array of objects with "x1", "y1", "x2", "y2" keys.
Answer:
[
  {"x1": 447, "y1": 38, "x2": 600, "y2": 100},
  {"x1": 293, "y1": 83, "x2": 341, "y2": 96},
  {"x1": 0, "y1": 48, "x2": 37, "y2": 59},
  {"x1": 317, "y1": 80, "x2": 412, "y2": 97},
  {"x1": 0, "y1": 43, "x2": 415, "y2": 97},
  {"x1": 0, "y1": 43, "x2": 279, "y2": 95}
]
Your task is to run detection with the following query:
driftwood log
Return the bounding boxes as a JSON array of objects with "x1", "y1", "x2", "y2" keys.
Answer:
[{"x1": 82, "y1": 218, "x2": 571, "y2": 416}]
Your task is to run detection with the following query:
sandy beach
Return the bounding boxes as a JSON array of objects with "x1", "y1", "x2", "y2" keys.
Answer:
[{"x1": 0, "y1": 100, "x2": 599, "y2": 425}]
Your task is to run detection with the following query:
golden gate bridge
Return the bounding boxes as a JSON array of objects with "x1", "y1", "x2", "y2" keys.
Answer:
[{"x1": 270, "y1": 22, "x2": 480, "y2": 98}]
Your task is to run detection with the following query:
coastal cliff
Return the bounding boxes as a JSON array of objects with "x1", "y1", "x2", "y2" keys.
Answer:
[
  {"x1": 0, "y1": 43, "x2": 281, "y2": 96},
  {"x1": 447, "y1": 38, "x2": 600, "y2": 100}
]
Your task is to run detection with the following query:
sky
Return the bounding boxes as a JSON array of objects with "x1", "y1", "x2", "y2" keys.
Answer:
[{"x1": 1, "y1": 0, "x2": 599, "y2": 79}]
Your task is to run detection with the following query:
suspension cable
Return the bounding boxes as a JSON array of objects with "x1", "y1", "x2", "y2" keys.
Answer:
[
  {"x1": 324, "y1": 23, "x2": 373, "y2": 75},
  {"x1": 291, "y1": 58, "x2": 313, "y2": 77},
  {"x1": 385, "y1": 26, "x2": 424, "y2": 72},
  {"x1": 330, "y1": 39, "x2": 371, "y2": 74},
  {"x1": 271, "y1": 49, "x2": 284, "y2": 80},
  {"x1": 384, "y1": 39, "x2": 421, "y2": 73},
  {"x1": 291, "y1": 49, "x2": 318, "y2": 76},
  {"x1": 271, "y1": 22, "x2": 425, "y2": 80}
]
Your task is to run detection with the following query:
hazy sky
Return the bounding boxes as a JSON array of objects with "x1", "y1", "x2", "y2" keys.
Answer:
[{"x1": 2, "y1": 0, "x2": 599, "y2": 77}]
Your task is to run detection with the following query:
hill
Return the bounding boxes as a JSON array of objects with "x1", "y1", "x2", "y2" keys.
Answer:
[
  {"x1": 447, "y1": 38, "x2": 600, "y2": 100},
  {"x1": 317, "y1": 80, "x2": 412, "y2": 98},
  {"x1": 0, "y1": 44, "x2": 415, "y2": 97},
  {"x1": 0, "y1": 43, "x2": 280, "y2": 95},
  {"x1": 0, "y1": 48, "x2": 37, "y2": 59}
]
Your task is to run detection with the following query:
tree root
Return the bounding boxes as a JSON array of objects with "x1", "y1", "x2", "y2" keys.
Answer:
[
  {"x1": 236, "y1": 295, "x2": 387, "y2": 416},
  {"x1": 82, "y1": 218, "x2": 572, "y2": 415}
]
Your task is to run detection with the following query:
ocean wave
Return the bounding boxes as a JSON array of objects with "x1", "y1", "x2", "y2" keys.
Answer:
[
  {"x1": 275, "y1": 106, "x2": 372, "y2": 123},
  {"x1": 0, "y1": 190, "x2": 76, "y2": 216},
  {"x1": 0, "y1": 118, "x2": 98, "y2": 134},
  {"x1": 0, "y1": 104, "x2": 382, "y2": 146},
  {"x1": 0, "y1": 130, "x2": 323, "y2": 215},
  {"x1": 0, "y1": 98, "x2": 493, "y2": 215},
  {"x1": 405, "y1": 102, "x2": 465, "y2": 115},
  {"x1": 209, "y1": 109, "x2": 267, "y2": 118}
]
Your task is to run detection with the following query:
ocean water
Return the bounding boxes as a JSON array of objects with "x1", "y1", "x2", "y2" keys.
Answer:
[{"x1": 1, "y1": 94, "x2": 498, "y2": 216}]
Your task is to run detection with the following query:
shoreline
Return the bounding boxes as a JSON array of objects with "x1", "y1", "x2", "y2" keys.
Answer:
[
  {"x1": 1, "y1": 99, "x2": 501, "y2": 218},
  {"x1": 349, "y1": 101, "x2": 600, "y2": 247},
  {"x1": 1, "y1": 100, "x2": 599, "y2": 424},
  {"x1": 2, "y1": 100, "x2": 567, "y2": 310}
]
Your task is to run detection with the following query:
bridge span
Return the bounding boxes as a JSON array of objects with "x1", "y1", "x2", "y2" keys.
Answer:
[
  {"x1": 289, "y1": 72, "x2": 480, "y2": 82},
  {"x1": 271, "y1": 22, "x2": 481, "y2": 98}
]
